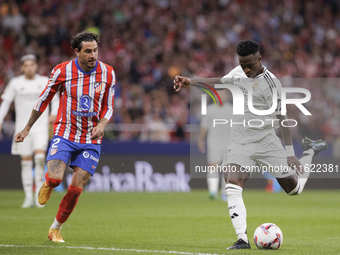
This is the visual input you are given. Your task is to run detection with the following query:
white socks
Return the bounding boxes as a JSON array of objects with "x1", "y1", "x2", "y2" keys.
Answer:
[
  {"x1": 207, "y1": 171, "x2": 219, "y2": 195},
  {"x1": 226, "y1": 183, "x2": 248, "y2": 242},
  {"x1": 21, "y1": 154, "x2": 46, "y2": 206},
  {"x1": 207, "y1": 170, "x2": 227, "y2": 196},
  {"x1": 51, "y1": 217, "x2": 63, "y2": 230},
  {"x1": 288, "y1": 149, "x2": 314, "y2": 195},
  {"x1": 21, "y1": 160, "x2": 33, "y2": 201}
]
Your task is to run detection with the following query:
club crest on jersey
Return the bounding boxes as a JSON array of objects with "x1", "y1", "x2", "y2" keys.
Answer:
[
  {"x1": 94, "y1": 82, "x2": 105, "y2": 93},
  {"x1": 50, "y1": 148, "x2": 57, "y2": 155},
  {"x1": 252, "y1": 83, "x2": 258, "y2": 91},
  {"x1": 47, "y1": 77, "x2": 53, "y2": 85}
]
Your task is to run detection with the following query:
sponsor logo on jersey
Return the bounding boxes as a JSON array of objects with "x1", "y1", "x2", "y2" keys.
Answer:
[
  {"x1": 50, "y1": 148, "x2": 57, "y2": 155},
  {"x1": 92, "y1": 165, "x2": 96, "y2": 169},
  {"x1": 83, "y1": 151, "x2": 90, "y2": 158},
  {"x1": 72, "y1": 111, "x2": 97, "y2": 117},
  {"x1": 79, "y1": 95, "x2": 92, "y2": 111}
]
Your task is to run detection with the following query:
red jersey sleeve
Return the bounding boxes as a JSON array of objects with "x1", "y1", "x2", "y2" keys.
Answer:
[
  {"x1": 99, "y1": 69, "x2": 115, "y2": 121},
  {"x1": 33, "y1": 64, "x2": 64, "y2": 113}
]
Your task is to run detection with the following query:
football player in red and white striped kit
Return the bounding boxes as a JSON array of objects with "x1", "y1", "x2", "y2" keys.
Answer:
[{"x1": 15, "y1": 31, "x2": 115, "y2": 243}]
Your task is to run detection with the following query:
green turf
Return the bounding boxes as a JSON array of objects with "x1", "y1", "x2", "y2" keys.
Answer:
[{"x1": 0, "y1": 189, "x2": 339, "y2": 255}]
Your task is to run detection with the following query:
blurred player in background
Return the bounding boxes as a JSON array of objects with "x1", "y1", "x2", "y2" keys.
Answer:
[
  {"x1": 0, "y1": 55, "x2": 58, "y2": 208},
  {"x1": 197, "y1": 90, "x2": 232, "y2": 201},
  {"x1": 15, "y1": 31, "x2": 115, "y2": 243},
  {"x1": 174, "y1": 40, "x2": 327, "y2": 250}
]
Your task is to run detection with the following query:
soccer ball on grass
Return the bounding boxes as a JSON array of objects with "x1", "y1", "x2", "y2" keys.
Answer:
[{"x1": 253, "y1": 223, "x2": 283, "y2": 249}]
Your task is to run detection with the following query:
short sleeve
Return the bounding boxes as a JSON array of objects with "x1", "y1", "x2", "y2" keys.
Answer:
[{"x1": 221, "y1": 70, "x2": 234, "y2": 84}]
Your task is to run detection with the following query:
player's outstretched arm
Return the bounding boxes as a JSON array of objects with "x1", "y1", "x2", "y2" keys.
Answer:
[
  {"x1": 15, "y1": 110, "x2": 42, "y2": 142},
  {"x1": 91, "y1": 118, "x2": 109, "y2": 140},
  {"x1": 277, "y1": 115, "x2": 304, "y2": 175},
  {"x1": 173, "y1": 75, "x2": 223, "y2": 92}
]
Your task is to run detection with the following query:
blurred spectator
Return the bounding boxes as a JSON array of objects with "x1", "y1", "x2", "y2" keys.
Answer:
[{"x1": 2, "y1": 4, "x2": 25, "y2": 36}]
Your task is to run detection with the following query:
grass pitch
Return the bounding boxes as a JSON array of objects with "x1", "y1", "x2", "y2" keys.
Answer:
[{"x1": 0, "y1": 189, "x2": 339, "y2": 255}]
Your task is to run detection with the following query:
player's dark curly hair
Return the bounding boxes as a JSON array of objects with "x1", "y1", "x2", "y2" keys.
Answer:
[
  {"x1": 71, "y1": 31, "x2": 100, "y2": 51},
  {"x1": 236, "y1": 40, "x2": 260, "y2": 57}
]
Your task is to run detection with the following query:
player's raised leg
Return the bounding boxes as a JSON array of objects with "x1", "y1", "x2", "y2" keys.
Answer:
[
  {"x1": 38, "y1": 159, "x2": 65, "y2": 205},
  {"x1": 277, "y1": 137, "x2": 327, "y2": 195},
  {"x1": 225, "y1": 164, "x2": 251, "y2": 250},
  {"x1": 48, "y1": 167, "x2": 90, "y2": 243}
]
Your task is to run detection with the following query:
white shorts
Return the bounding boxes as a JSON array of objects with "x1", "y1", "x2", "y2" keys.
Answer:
[
  {"x1": 221, "y1": 134, "x2": 295, "y2": 178},
  {"x1": 11, "y1": 131, "x2": 48, "y2": 156},
  {"x1": 207, "y1": 146, "x2": 227, "y2": 165}
]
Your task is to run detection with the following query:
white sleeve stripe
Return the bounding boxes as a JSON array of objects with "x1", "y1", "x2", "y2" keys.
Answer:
[
  {"x1": 106, "y1": 71, "x2": 115, "y2": 107},
  {"x1": 102, "y1": 70, "x2": 115, "y2": 120},
  {"x1": 108, "y1": 71, "x2": 115, "y2": 107},
  {"x1": 104, "y1": 109, "x2": 113, "y2": 120},
  {"x1": 40, "y1": 69, "x2": 61, "y2": 102},
  {"x1": 99, "y1": 62, "x2": 108, "y2": 83}
]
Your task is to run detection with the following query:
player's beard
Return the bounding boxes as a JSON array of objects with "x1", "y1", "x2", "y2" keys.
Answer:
[{"x1": 88, "y1": 59, "x2": 96, "y2": 67}]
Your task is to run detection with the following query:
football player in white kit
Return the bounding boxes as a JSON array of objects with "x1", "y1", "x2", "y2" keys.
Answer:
[
  {"x1": 197, "y1": 90, "x2": 232, "y2": 201},
  {"x1": 0, "y1": 55, "x2": 58, "y2": 208},
  {"x1": 173, "y1": 40, "x2": 327, "y2": 250}
]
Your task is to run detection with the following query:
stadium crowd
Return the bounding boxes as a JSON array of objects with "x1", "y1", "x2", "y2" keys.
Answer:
[{"x1": 0, "y1": 0, "x2": 339, "y2": 145}]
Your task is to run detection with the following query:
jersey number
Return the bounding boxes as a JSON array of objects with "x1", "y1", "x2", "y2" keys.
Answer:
[{"x1": 52, "y1": 138, "x2": 60, "y2": 148}]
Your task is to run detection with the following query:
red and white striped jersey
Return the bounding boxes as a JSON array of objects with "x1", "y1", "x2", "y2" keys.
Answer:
[{"x1": 33, "y1": 58, "x2": 115, "y2": 144}]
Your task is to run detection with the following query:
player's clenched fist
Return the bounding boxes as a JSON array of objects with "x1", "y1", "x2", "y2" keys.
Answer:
[
  {"x1": 15, "y1": 129, "x2": 29, "y2": 143},
  {"x1": 173, "y1": 75, "x2": 191, "y2": 92}
]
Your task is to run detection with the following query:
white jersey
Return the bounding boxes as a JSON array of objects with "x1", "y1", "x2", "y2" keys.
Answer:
[
  {"x1": 1, "y1": 74, "x2": 57, "y2": 133},
  {"x1": 221, "y1": 66, "x2": 281, "y2": 144},
  {"x1": 200, "y1": 102, "x2": 233, "y2": 151}
]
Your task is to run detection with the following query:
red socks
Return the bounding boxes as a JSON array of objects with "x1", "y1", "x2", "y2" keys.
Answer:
[
  {"x1": 56, "y1": 185, "x2": 83, "y2": 223},
  {"x1": 45, "y1": 172, "x2": 62, "y2": 188},
  {"x1": 45, "y1": 173, "x2": 83, "y2": 224}
]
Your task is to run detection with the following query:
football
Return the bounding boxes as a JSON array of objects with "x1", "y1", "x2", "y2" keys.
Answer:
[{"x1": 253, "y1": 223, "x2": 283, "y2": 250}]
